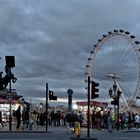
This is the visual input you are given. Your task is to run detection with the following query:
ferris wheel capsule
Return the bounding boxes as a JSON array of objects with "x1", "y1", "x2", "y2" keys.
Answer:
[
  {"x1": 130, "y1": 35, "x2": 135, "y2": 39},
  {"x1": 125, "y1": 31, "x2": 130, "y2": 35},
  {"x1": 135, "y1": 41, "x2": 140, "y2": 44},
  {"x1": 119, "y1": 29, "x2": 124, "y2": 33},
  {"x1": 114, "y1": 30, "x2": 118, "y2": 33}
]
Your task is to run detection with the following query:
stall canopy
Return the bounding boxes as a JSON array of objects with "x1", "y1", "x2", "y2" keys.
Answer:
[
  {"x1": 0, "y1": 98, "x2": 19, "y2": 104},
  {"x1": 0, "y1": 90, "x2": 23, "y2": 104}
]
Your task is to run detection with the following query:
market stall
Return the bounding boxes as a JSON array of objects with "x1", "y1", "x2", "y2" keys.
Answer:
[{"x1": 76, "y1": 101, "x2": 108, "y2": 127}]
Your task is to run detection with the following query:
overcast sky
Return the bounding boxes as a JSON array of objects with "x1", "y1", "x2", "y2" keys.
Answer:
[{"x1": 0, "y1": 0, "x2": 140, "y2": 106}]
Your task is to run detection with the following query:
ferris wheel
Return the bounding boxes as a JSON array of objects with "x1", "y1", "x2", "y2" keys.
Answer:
[{"x1": 85, "y1": 29, "x2": 140, "y2": 107}]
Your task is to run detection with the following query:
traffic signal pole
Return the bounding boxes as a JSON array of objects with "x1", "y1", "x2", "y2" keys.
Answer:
[
  {"x1": 87, "y1": 76, "x2": 90, "y2": 137},
  {"x1": 87, "y1": 78, "x2": 99, "y2": 137},
  {"x1": 46, "y1": 83, "x2": 48, "y2": 132}
]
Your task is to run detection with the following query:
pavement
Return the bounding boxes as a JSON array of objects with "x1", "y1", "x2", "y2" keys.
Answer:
[
  {"x1": 1, "y1": 123, "x2": 140, "y2": 133},
  {"x1": 0, "y1": 124, "x2": 140, "y2": 140}
]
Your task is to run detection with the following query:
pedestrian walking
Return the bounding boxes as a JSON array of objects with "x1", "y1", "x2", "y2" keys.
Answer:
[
  {"x1": 15, "y1": 106, "x2": 21, "y2": 130},
  {"x1": 127, "y1": 111, "x2": 132, "y2": 130},
  {"x1": 134, "y1": 113, "x2": 140, "y2": 129},
  {"x1": 22, "y1": 104, "x2": 30, "y2": 130},
  {"x1": 107, "y1": 111, "x2": 112, "y2": 132},
  {"x1": 91, "y1": 110, "x2": 96, "y2": 129},
  {"x1": 0, "y1": 111, "x2": 4, "y2": 128},
  {"x1": 28, "y1": 111, "x2": 38, "y2": 130},
  {"x1": 120, "y1": 112, "x2": 126, "y2": 130}
]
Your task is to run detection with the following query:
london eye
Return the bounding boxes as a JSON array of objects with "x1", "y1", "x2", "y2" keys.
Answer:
[{"x1": 85, "y1": 29, "x2": 140, "y2": 108}]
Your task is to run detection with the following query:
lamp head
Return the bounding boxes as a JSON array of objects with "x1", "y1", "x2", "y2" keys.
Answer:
[
  {"x1": 117, "y1": 90, "x2": 122, "y2": 96},
  {"x1": 113, "y1": 84, "x2": 117, "y2": 91},
  {"x1": 109, "y1": 88, "x2": 113, "y2": 97}
]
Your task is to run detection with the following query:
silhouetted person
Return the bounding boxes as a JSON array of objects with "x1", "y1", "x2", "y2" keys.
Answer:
[
  {"x1": 0, "y1": 111, "x2": 4, "y2": 127},
  {"x1": 0, "y1": 72, "x2": 3, "y2": 90},
  {"x1": 91, "y1": 111, "x2": 96, "y2": 129},
  {"x1": 127, "y1": 112, "x2": 132, "y2": 130},
  {"x1": 22, "y1": 104, "x2": 30, "y2": 130},
  {"x1": 49, "y1": 111, "x2": 55, "y2": 126},
  {"x1": 15, "y1": 106, "x2": 21, "y2": 130},
  {"x1": 40, "y1": 113, "x2": 45, "y2": 126},
  {"x1": 107, "y1": 111, "x2": 113, "y2": 132}
]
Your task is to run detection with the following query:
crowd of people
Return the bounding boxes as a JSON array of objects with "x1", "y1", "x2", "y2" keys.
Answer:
[
  {"x1": 49, "y1": 111, "x2": 65, "y2": 126},
  {"x1": 13, "y1": 107, "x2": 83, "y2": 130},
  {"x1": 12, "y1": 104, "x2": 47, "y2": 130},
  {"x1": 0, "y1": 105, "x2": 140, "y2": 132},
  {"x1": 91, "y1": 110, "x2": 140, "y2": 132}
]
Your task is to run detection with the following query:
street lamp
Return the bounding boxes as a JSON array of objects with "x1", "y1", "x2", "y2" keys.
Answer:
[
  {"x1": 109, "y1": 86, "x2": 122, "y2": 131},
  {"x1": 113, "y1": 84, "x2": 117, "y2": 95},
  {"x1": 109, "y1": 88, "x2": 113, "y2": 98},
  {"x1": 67, "y1": 89, "x2": 73, "y2": 112},
  {"x1": 6, "y1": 92, "x2": 14, "y2": 131},
  {"x1": 6, "y1": 92, "x2": 23, "y2": 131},
  {"x1": 116, "y1": 90, "x2": 122, "y2": 131}
]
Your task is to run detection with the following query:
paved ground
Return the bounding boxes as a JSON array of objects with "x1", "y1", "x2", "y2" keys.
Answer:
[{"x1": 0, "y1": 124, "x2": 140, "y2": 140}]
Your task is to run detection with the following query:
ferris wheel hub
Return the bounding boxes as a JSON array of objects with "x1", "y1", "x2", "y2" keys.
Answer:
[{"x1": 107, "y1": 73, "x2": 122, "y2": 79}]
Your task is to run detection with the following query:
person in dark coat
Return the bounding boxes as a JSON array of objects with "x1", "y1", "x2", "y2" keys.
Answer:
[
  {"x1": 22, "y1": 104, "x2": 30, "y2": 130},
  {"x1": 16, "y1": 106, "x2": 21, "y2": 130},
  {"x1": 0, "y1": 111, "x2": 2, "y2": 124},
  {"x1": 91, "y1": 111, "x2": 96, "y2": 129},
  {"x1": 127, "y1": 111, "x2": 132, "y2": 130},
  {"x1": 0, "y1": 111, "x2": 4, "y2": 127},
  {"x1": 107, "y1": 111, "x2": 113, "y2": 132}
]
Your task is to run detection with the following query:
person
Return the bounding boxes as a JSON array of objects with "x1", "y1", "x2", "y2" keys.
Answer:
[
  {"x1": 49, "y1": 111, "x2": 55, "y2": 126},
  {"x1": 78, "y1": 112, "x2": 84, "y2": 127},
  {"x1": 120, "y1": 112, "x2": 126, "y2": 130},
  {"x1": 127, "y1": 111, "x2": 132, "y2": 130},
  {"x1": 29, "y1": 111, "x2": 38, "y2": 130},
  {"x1": 15, "y1": 106, "x2": 21, "y2": 130},
  {"x1": 96, "y1": 111, "x2": 102, "y2": 130},
  {"x1": 107, "y1": 111, "x2": 113, "y2": 132},
  {"x1": 22, "y1": 104, "x2": 30, "y2": 130},
  {"x1": 0, "y1": 111, "x2": 2, "y2": 124},
  {"x1": 64, "y1": 112, "x2": 75, "y2": 133},
  {"x1": 134, "y1": 113, "x2": 140, "y2": 129},
  {"x1": 0, "y1": 71, "x2": 3, "y2": 90},
  {"x1": 0, "y1": 111, "x2": 4, "y2": 128},
  {"x1": 65, "y1": 112, "x2": 81, "y2": 134},
  {"x1": 91, "y1": 111, "x2": 96, "y2": 129}
]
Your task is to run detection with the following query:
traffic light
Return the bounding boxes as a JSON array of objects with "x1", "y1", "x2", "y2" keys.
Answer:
[
  {"x1": 49, "y1": 90, "x2": 57, "y2": 100},
  {"x1": 91, "y1": 81, "x2": 99, "y2": 99}
]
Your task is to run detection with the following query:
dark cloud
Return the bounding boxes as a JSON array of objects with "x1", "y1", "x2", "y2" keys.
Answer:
[{"x1": 0, "y1": 0, "x2": 140, "y2": 106}]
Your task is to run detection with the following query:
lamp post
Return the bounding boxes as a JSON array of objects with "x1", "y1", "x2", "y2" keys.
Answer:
[
  {"x1": 109, "y1": 87, "x2": 116, "y2": 127},
  {"x1": 6, "y1": 92, "x2": 13, "y2": 131},
  {"x1": 67, "y1": 89, "x2": 73, "y2": 112},
  {"x1": 109, "y1": 86, "x2": 122, "y2": 131}
]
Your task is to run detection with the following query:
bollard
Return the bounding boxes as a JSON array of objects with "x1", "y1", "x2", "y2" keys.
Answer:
[{"x1": 74, "y1": 122, "x2": 80, "y2": 137}]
